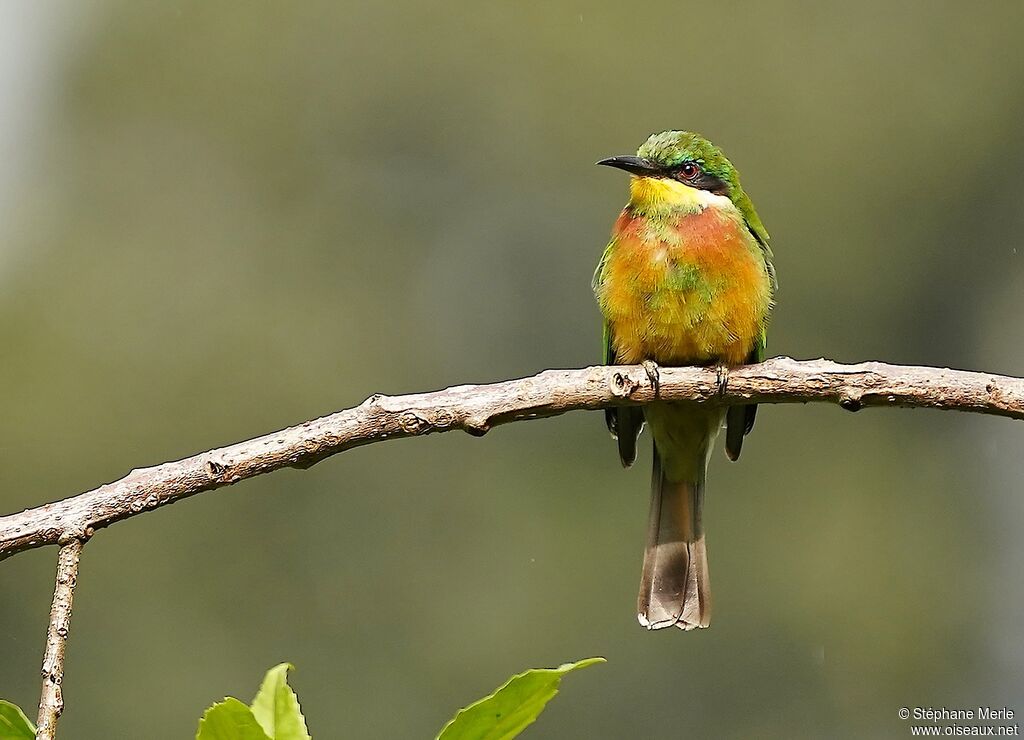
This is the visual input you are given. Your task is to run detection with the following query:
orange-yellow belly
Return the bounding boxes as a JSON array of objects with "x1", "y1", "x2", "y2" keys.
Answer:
[{"x1": 598, "y1": 206, "x2": 771, "y2": 366}]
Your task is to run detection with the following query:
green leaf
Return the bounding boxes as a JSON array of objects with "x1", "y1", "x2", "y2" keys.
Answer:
[
  {"x1": 0, "y1": 700, "x2": 36, "y2": 740},
  {"x1": 196, "y1": 697, "x2": 272, "y2": 740},
  {"x1": 436, "y1": 657, "x2": 605, "y2": 740},
  {"x1": 250, "y1": 663, "x2": 311, "y2": 740}
]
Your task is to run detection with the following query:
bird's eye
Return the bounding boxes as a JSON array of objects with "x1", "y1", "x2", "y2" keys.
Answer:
[{"x1": 678, "y1": 162, "x2": 701, "y2": 180}]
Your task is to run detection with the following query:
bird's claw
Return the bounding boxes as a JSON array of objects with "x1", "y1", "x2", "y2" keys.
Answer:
[
  {"x1": 715, "y1": 364, "x2": 729, "y2": 398},
  {"x1": 641, "y1": 360, "x2": 661, "y2": 397}
]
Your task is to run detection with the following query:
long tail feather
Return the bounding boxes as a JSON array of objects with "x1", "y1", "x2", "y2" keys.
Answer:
[{"x1": 637, "y1": 445, "x2": 712, "y2": 630}]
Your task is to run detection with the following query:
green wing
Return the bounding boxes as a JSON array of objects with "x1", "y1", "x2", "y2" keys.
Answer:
[
  {"x1": 603, "y1": 322, "x2": 645, "y2": 468},
  {"x1": 595, "y1": 241, "x2": 644, "y2": 468},
  {"x1": 725, "y1": 331, "x2": 763, "y2": 460},
  {"x1": 725, "y1": 218, "x2": 775, "y2": 461}
]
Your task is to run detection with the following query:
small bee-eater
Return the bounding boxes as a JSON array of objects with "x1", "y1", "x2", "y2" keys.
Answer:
[{"x1": 593, "y1": 131, "x2": 776, "y2": 631}]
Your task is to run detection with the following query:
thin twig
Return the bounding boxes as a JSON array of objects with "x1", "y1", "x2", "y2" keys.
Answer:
[
  {"x1": 35, "y1": 539, "x2": 83, "y2": 740},
  {"x1": 1, "y1": 357, "x2": 1022, "y2": 561}
]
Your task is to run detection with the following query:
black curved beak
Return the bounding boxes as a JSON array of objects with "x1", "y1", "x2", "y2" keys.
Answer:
[{"x1": 596, "y1": 155, "x2": 660, "y2": 176}]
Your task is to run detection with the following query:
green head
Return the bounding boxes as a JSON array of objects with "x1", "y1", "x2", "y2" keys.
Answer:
[{"x1": 598, "y1": 130, "x2": 768, "y2": 244}]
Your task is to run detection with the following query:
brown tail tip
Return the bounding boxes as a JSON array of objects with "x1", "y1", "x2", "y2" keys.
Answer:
[{"x1": 637, "y1": 535, "x2": 712, "y2": 631}]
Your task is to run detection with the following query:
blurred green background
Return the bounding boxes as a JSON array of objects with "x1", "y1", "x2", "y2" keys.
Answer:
[{"x1": 2, "y1": 2, "x2": 1023, "y2": 738}]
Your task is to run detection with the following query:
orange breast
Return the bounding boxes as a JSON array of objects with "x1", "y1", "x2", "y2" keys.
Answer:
[{"x1": 598, "y1": 206, "x2": 772, "y2": 366}]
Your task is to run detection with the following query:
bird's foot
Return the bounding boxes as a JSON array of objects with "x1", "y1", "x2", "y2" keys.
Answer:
[
  {"x1": 715, "y1": 363, "x2": 730, "y2": 398},
  {"x1": 641, "y1": 360, "x2": 660, "y2": 398}
]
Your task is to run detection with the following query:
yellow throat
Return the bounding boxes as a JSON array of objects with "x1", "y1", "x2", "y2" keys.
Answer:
[{"x1": 628, "y1": 176, "x2": 736, "y2": 216}]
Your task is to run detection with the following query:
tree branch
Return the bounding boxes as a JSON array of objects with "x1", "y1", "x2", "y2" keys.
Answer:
[
  {"x1": 35, "y1": 539, "x2": 83, "y2": 740},
  {"x1": 2, "y1": 357, "x2": 1022, "y2": 561}
]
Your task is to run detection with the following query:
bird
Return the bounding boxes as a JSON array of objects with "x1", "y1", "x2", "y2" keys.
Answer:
[{"x1": 592, "y1": 131, "x2": 776, "y2": 630}]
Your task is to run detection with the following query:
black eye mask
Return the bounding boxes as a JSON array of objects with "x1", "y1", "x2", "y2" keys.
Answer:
[{"x1": 669, "y1": 164, "x2": 730, "y2": 196}]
